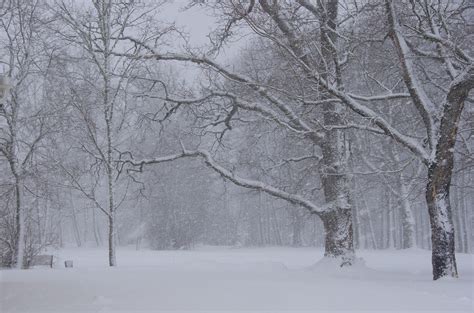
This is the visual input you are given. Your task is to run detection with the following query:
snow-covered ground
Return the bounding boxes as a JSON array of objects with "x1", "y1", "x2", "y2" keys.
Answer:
[{"x1": 1, "y1": 246, "x2": 472, "y2": 312}]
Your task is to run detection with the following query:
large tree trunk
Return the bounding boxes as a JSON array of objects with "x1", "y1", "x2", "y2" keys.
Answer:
[
  {"x1": 319, "y1": 102, "x2": 354, "y2": 264},
  {"x1": 318, "y1": 0, "x2": 354, "y2": 265},
  {"x1": 257, "y1": 0, "x2": 354, "y2": 264},
  {"x1": 320, "y1": 208, "x2": 353, "y2": 263},
  {"x1": 425, "y1": 65, "x2": 473, "y2": 280},
  {"x1": 426, "y1": 171, "x2": 457, "y2": 280}
]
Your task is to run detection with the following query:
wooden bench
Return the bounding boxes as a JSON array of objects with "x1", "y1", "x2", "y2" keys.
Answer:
[{"x1": 30, "y1": 254, "x2": 54, "y2": 268}]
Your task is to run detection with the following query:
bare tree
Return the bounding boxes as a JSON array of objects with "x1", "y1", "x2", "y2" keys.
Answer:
[
  {"x1": 114, "y1": 0, "x2": 472, "y2": 279},
  {"x1": 0, "y1": 0, "x2": 56, "y2": 268},
  {"x1": 53, "y1": 0, "x2": 172, "y2": 266}
]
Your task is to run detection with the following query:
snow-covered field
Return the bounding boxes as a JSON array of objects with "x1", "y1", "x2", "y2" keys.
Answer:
[{"x1": 1, "y1": 246, "x2": 472, "y2": 312}]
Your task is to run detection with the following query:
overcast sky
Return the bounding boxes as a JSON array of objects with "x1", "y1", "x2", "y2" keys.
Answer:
[
  {"x1": 161, "y1": 1, "x2": 215, "y2": 46},
  {"x1": 158, "y1": 1, "x2": 249, "y2": 82}
]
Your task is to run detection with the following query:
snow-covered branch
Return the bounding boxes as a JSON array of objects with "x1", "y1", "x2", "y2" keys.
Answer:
[
  {"x1": 385, "y1": 0, "x2": 437, "y2": 151},
  {"x1": 154, "y1": 91, "x2": 321, "y2": 140},
  {"x1": 111, "y1": 39, "x2": 317, "y2": 140},
  {"x1": 348, "y1": 93, "x2": 411, "y2": 102},
  {"x1": 251, "y1": 0, "x2": 431, "y2": 163},
  {"x1": 122, "y1": 149, "x2": 331, "y2": 215}
]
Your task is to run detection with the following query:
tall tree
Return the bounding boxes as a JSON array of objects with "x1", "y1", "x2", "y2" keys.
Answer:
[
  {"x1": 121, "y1": 0, "x2": 357, "y2": 266},
  {"x1": 54, "y1": 0, "x2": 172, "y2": 266},
  {"x1": 0, "y1": 0, "x2": 55, "y2": 268},
  {"x1": 115, "y1": 0, "x2": 473, "y2": 279},
  {"x1": 382, "y1": 0, "x2": 473, "y2": 279}
]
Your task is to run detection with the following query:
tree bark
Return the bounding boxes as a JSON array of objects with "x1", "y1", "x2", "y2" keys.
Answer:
[
  {"x1": 318, "y1": 0, "x2": 355, "y2": 265},
  {"x1": 319, "y1": 103, "x2": 354, "y2": 263},
  {"x1": 320, "y1": 208, "x2": 353, "y2": 264},
  {"x1": 426, "y1": 65, "x2": 474, "y2": 279},
  {"x1": 426, "y1": 174, "x2": 457, "y2": 279}
]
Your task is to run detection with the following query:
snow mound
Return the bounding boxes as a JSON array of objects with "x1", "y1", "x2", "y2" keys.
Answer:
[{"x1": 307, "y1": 256, "x2": 380, "y2": 279}]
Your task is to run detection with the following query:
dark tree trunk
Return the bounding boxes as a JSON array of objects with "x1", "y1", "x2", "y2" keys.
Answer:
[
  {"x1": 258, "y1": 0, "x2": 354, "y2": 264},
  {"x1": 426, "y1": 169, "x2": 458, "y2": 280},
  {"x1": 320, "y1": 208, "x2": 353, "y2": 263},
  {"x1": 319, "y1": 123, "x2": 354, "y2": 265},
  {"x1": 426, "y1": 65, "x2": 474, "y2": 279},
  {"x1": 318, "y1": 0, "x2": 355, "y2": 265},
  {"x1": 319, "y1": 101, "x2": 354, "y2": 263}
]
